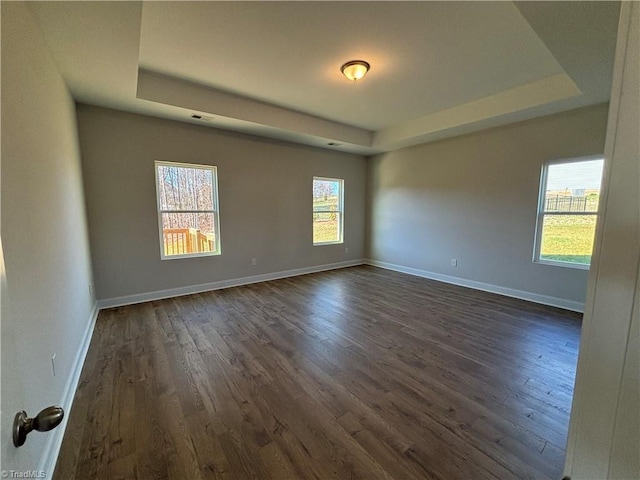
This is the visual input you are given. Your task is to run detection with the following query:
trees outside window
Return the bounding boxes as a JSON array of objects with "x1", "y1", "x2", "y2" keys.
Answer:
[
  {"x1": 313, "y1": 177, "x2": 344, "y2": 245},
  {"x1": 155, "y1": 161, "x2": 221, "y2": 259}
]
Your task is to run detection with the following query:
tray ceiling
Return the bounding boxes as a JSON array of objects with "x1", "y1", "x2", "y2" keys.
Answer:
[{"x1": 28, "y1": 1, "x2": 620, "y2": 154}]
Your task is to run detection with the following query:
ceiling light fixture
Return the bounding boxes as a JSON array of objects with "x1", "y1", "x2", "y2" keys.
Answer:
[{"x1": 341, "y1": 60, "x2": 370, "y2": 81}]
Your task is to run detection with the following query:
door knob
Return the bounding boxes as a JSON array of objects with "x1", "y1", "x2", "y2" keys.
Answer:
[{"x1": 13, "y1": 406, "x2": 64, "y2": 447}]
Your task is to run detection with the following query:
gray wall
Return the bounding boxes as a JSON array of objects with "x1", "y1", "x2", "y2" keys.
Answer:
[
  {"x1": 77, "y1": 105, "x2": 367, "y2": 302},
  {"x1": 367, "y1": 103, "x2": 609, "y2": 307},
  {"x1": 1, "y1": 2, "x2": 95, "y2": 472}
]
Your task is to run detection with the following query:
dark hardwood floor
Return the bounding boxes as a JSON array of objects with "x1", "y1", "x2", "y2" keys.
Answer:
[{"x1": 54, "y1": 266, "x2": 581, "y2": 480}]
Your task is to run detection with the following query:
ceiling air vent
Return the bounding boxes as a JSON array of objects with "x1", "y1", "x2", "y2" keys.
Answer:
[{"x1": 191, "y1": 114, "x2": 215, "y2": 122}]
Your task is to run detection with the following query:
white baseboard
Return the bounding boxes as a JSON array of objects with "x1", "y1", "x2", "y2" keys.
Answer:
[
  {"x1": 366, "y1": 259, "x2": 584, "y2": 313},
  {"x1": 39, "y1": 302, "x2": 99, "y2": 478},
  {"x1": 98, "y1": 259, "x2": 366, "y2": 309}
]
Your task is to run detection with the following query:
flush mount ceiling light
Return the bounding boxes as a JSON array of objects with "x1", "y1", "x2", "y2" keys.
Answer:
[{"x1": 341, "y1": 60, "x2": 370, "y2": 81}]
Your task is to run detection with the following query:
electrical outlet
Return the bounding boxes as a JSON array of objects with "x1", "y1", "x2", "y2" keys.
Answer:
[
  {"x1": 89, "y1": 284, "x2": 94, "y2": 299},
  {"x1": 251, "y1": 258, "x2": 257, "y2": 266},
  {"x1": 345, "y1": 247, "x2": 349, "y2": 254},
  {"x1": 51, "y1": 354, "x2": 57, "y2": 377},
  {"x1": 451, "y1": 258, "x2": 458, "y2": 267}
]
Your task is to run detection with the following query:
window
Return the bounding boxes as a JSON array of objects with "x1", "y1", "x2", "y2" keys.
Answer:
[
  {"x1": 534, "y1": 156, "x2": 604, "y2": 268},
  {"x1": 313, "y1": 177, "x2": 344, "y2": 245},
  {"x1": 155, "y1": 161, "x2": 221, "y2": 259}
]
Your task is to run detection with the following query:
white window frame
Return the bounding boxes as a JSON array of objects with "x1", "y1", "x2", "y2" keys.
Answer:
[
  {"x1": 313, "y1": 176, "x2": 344, "y2": 246},
  {"x1": 155, "y1": 161, "x2": 221, "y2": 260},
  {"x1": 533, "y1": 155, "x2": 604, "y2": 270}
]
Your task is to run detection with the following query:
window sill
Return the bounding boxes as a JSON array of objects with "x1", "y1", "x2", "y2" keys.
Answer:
[
  {"x1": 161, "y1": 251, "x2": 221, "y2": 260},
  {"x1": 533, "y1": 258, "x2": 590, "y2": 270}
]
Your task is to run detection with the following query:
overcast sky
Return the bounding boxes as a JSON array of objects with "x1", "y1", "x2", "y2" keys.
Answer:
[{"x1": 546, "y1": 158, "x2": 604, "y2": 191}]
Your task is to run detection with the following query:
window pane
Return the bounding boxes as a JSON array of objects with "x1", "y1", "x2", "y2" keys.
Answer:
[
  {"x1": 157, "y1": 165, "x2": 214, "y2": 211},
  {"x1": 545, "y1": 159, "x2": 604, "y2": 213},
  {"x1": 539, "y1": 214, "x2": 597, "y2": 266},
  {"x1": 313, "y1": 177, "x2": 343, "y2": 244},
  {"x1": 161, "y1": 212, "x2": 217, "y2": 256},
  {"x1": 313, "y1": 212, "x2": 341, "y2": 243},
  {"x1": 313, "y1": 179, "x2": 341, "y2": 212}
]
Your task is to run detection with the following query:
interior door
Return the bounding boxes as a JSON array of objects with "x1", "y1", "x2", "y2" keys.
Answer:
[{"x1": 1, "y1": 235, "x2": 32, "y2": 475}]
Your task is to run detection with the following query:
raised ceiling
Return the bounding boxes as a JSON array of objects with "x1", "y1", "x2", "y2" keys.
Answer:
[{"x1": 27, "y1": 1, "x2": 620, "y2": 155}]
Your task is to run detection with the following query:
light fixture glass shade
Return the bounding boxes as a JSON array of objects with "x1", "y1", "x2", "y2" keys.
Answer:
[{"x1": 341, "y1": 60, "x2": 370, "y2": 81}]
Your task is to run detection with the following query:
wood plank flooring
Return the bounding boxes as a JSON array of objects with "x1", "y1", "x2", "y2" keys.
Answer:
[{"x1": 54, "y1": 266, "x2": 582, "y2": 479}]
